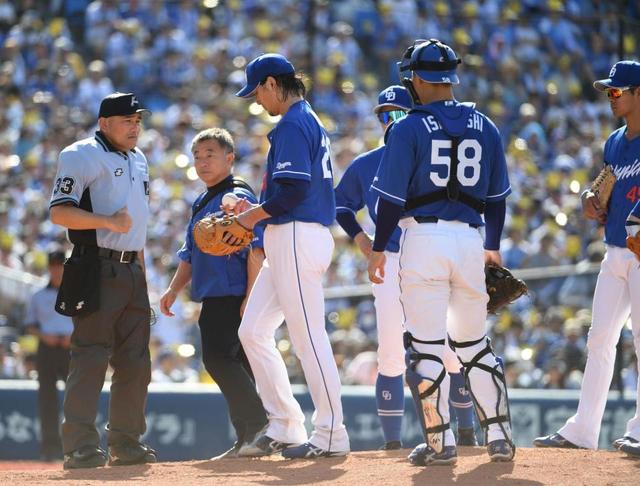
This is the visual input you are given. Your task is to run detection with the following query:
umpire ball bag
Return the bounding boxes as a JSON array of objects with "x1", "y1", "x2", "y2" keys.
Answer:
[{"x1": 55, "y1": 253, "x2": 101, "y2": 317}]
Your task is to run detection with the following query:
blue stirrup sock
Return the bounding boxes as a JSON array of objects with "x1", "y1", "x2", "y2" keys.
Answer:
[
  {"x1": 376, "y1": 373, "x2": 405, "y2": 443},
  {"x1": 449, "y1": 371, "x2": 475, "y2": 429}
]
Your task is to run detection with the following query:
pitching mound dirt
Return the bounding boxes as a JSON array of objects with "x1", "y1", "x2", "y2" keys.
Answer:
[{"x1": 1, "y1": 448, "x2": 638, "y2": 485}]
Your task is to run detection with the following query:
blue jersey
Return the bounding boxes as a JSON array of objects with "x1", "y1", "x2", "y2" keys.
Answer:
[
  {"x1": 177, "y1": 178, "x2": 263, "y2": 301},
  {"x1": 260, "y1": 100, "x2": 336, "y2": 226},
  {"x1": 335, "y1": 146, "x2": 401, "y2": 253},
  {"x1": 372, "y1": 100, "x2": 511, "y2": 227},
  {"x1": 603, "y1": 127, "x2": 640, "y2": 247}
]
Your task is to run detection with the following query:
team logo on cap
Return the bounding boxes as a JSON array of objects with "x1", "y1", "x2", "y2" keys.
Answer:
[
  {"x1": 610, "y1": 66, "x2": 616, "y2": 77},
  {"x1": 131, "y1": 95, "x2": 138, "y2": 107},
  {"x1": 384, "y1": 90, "x2": 396, "y2": 101}
]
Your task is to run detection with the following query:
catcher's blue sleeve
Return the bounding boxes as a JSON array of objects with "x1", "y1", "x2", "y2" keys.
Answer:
[{"x1": 484, "y1": 199, "x2": 506, "y2": 250}]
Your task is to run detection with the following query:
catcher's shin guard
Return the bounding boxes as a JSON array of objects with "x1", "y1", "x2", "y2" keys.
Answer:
[
  {"x1": 404, "y1": 332, "x2": 449, "y2": 453},
  {"x1": 449, "y1": 335, "x2": 514, "y2": 454}
]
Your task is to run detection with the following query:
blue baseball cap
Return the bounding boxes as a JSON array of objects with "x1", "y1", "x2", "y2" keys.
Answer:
[
  {"x1": 235, "y1": 53, "x2": 295, "y2": 98},
  {"x1": 594, "y1": 60, "x2": 640, "y2": 91},
  {"x1": 410, "y1": 39, "x2": 461, "y2": 84},
  {"x1": 374, "y1": 85, "x2": 412, "y2": 114}
]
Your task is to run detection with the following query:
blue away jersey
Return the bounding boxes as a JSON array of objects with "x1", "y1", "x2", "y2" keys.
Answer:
[
  {"x1": 372, "y1": 100, "x2": 511, "y2": 227},
  {"x1": 602, "y1": 127, "x2": 640, "y2": 247},
  {"x1": 177, "y1": 179, "x2": 263, "y2": 301},
  {"x1": 335, "y1": 145, "x2": 401, "y2": 252},
  {"x1": 261, "y1": 100, "x2": 336, "y2": 226}
]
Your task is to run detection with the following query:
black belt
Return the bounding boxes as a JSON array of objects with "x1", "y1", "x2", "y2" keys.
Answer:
[
  {"x1": 74, "y1": 245, "x2": 138, "y2": 264},
  {"x1": 414, "y1": 216, "x2": 480, "y2": 229}
]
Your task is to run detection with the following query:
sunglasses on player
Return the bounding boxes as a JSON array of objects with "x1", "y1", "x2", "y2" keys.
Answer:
[
  {"x1": 378, "y1": 109, "x2": 408, "y2": 124},
  {"x1": 605, "y1": 86, "x2": 633, "y2": 99}
]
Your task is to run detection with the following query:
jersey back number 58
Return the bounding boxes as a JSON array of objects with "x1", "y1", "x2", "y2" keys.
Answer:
[{"x1": 430, "y1": 139, "x2": 481, "y2": 187}]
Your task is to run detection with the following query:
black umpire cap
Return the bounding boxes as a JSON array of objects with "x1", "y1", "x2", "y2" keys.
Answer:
[{"x1": 98, "y1": 92, "x2": 151, "y2": 118}]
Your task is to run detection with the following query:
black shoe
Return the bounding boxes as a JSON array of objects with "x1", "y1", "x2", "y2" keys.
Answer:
[
  {"x1": 408, "y1": 443, "x2": 457, "y2": 466},
  {"x1": 620, "y1": 440, "x2": 640, "y2": 457},
  {"x1": 210, "y1": 441, "x2": 243, "y2": 460},
  {"x1": 63, "y1": 445, "x2": 108, "y2": 470},
  {"x1": 457, "y1": 427, "x2": 478, "y2": 446},
  {"x1": 379, "y1": 440, "x2": 402, "y2": 450},
  {"x1": 533, "y1": 433, "x2": 581, "y2": 449},
  {"x1": 613, "y1": 436, "x2": 639, "y2": 450},
  {"x1": 237, "y1": 434, "x2": 295, "y2": 457},
  {"x1": 108, "y1": 440, "x2": 157, "y2": 466},
  {"x1": 487, "y1": 439, "x2": 515, "y2": 462}
]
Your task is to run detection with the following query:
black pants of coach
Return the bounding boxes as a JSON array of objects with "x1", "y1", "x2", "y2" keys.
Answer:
[
  {"x1": 37, "y1": 341, "x2": 70, "y2": 458},
  {"x1": 62, "y1": 258, "x2": 151, "y2": 454},
  {"x1": 199, "y1": 296, "x2": 268, "y2": 444}
]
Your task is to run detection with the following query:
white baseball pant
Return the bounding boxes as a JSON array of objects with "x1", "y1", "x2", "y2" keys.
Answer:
[
  {"x1": 398, "y1": 219, "x2": 505, "y2": 444},
  {"x1": 559, "y1": 245, "x2": 640, "y2": 448},
  {"x1": 372, "y1": 251, "x2": 460, "y2": 376},
  {"x1": 238, "y1": 221, "x2": 350, "y2": 452}
]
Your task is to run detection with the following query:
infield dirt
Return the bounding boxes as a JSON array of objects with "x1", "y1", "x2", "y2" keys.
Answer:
[{"x1": 1, "y1": 447, "x2": 638, "y2": 485}]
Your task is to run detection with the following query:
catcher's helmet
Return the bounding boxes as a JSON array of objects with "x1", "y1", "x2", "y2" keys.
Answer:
[
  {"x1": 397, "y1": 38, "x2": 428, "y2": 76},
  {"x1": 397, "y1": 39, "x2": 428, "y2": 106},
  {"x1": 409, "y1": 39, "x2": 461, "y2": 84}
]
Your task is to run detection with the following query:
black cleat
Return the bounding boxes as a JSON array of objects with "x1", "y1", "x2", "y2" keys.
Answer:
[
  {"x1": 487, "y1": 439, "x2": 515, "y2": 462},
  {"x1": 63, "y1": 445, "x2": 108, "y2": 470},
  {"x1": 379, "y1": 440, "x2": 402, "y2": 450},
  {"x1": 237, "y1": 434, "x2": 294, "y2": 457},
  {"x1": 613, "y1": 436, "x2": 638, "y2": 450},
  {"x1": 408, "y1": 443, "x2": 457, "y2": 466},
  {"x1": 620, "y1": 440, "x2": 640, "y2": 458},
  {"x1": 108, "y1": 440, "x2": 157, "y2": 466},
  {"x1": 210, "y1": 441, "x2": 243, "y2": 460},
  {"x1": 533, "y1": 433, "x2": 582, "y2": 449}
]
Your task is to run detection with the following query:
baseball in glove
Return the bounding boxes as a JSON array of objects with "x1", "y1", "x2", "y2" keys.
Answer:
[
  {"x1": 485, "y1": 264, "x2": 528, "y2": 314},
  {"x1": 193, "y1": 214, "x2": 253, "y2": 256},
  {"x1": 590, "y1": 165, "x2": 616, "y2": 208}
]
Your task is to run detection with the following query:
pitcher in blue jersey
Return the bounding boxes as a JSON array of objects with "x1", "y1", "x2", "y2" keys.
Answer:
[
  {"x1": 367, "y1": 40, "x2": 514, "y2": 466},
  {"x1": 535, "y1": 60, "x2": 640, "y2": 456},
  {"x1": 232, "y1": 53, "x2": 350, "y2": 459},
  {"x1": 335, "y1": 85, "x2": 477, "y2": 450}
]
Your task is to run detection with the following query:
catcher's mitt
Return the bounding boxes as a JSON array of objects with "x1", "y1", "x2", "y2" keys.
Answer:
[
  {"x1": 485, "y1": 264, "x2": 528, "y2": 314},
  {"x1": 590, "y1": 165, "x2": 616, "y2": 208},
  {"x1": 193, "y1": 214, "x2": 253, "y2": 256}
]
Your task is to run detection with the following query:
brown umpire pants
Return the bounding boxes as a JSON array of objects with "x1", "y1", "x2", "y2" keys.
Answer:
[{"x1": 61, "y1": 257, "x2": 151, "y2": 454}]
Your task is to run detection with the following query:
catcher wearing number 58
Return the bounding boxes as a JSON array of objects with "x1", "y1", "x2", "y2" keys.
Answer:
[{"x1": 535, "y1": 60, "x2": 640, "y2": 456}]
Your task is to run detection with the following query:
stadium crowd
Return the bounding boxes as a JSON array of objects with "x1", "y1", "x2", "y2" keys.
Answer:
[{"x1": 0, "y1": 0, "x2": 638, "y2": 393}]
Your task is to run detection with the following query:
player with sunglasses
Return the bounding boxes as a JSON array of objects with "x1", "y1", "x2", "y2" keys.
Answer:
[{"x1": 535, "y1": 60, "x2": 640, "y2": 453}]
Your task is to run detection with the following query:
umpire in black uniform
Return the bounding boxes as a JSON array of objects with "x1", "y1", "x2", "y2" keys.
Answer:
[
  {"x1": 25, "y1": 247, "x2": 72, "y2": 461},
  {"x1": 50, "y1": 92, "x2": 156, "y2": 469}
]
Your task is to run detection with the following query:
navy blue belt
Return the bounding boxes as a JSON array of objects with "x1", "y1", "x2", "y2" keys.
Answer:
[
  {"x1": 414, "y1": 216, "x2": 481, "y2": 229},
  {"x1": 74, "y1": 245, "x2": 137, "y2": 264}
]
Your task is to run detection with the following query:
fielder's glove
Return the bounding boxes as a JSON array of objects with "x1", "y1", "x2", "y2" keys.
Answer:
[
  {"x1": 193, "y1": 214, "x2": 253, "y2": 256},
  {"x1": 590, "y1": 165, "x2": 616, "y2": 208},
  {"x1": 485, "y1": 263, "x2": 528, "y2": 314},
  {"x1": 626, "y1": 214, "x2": 640, "y2": 262}
]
